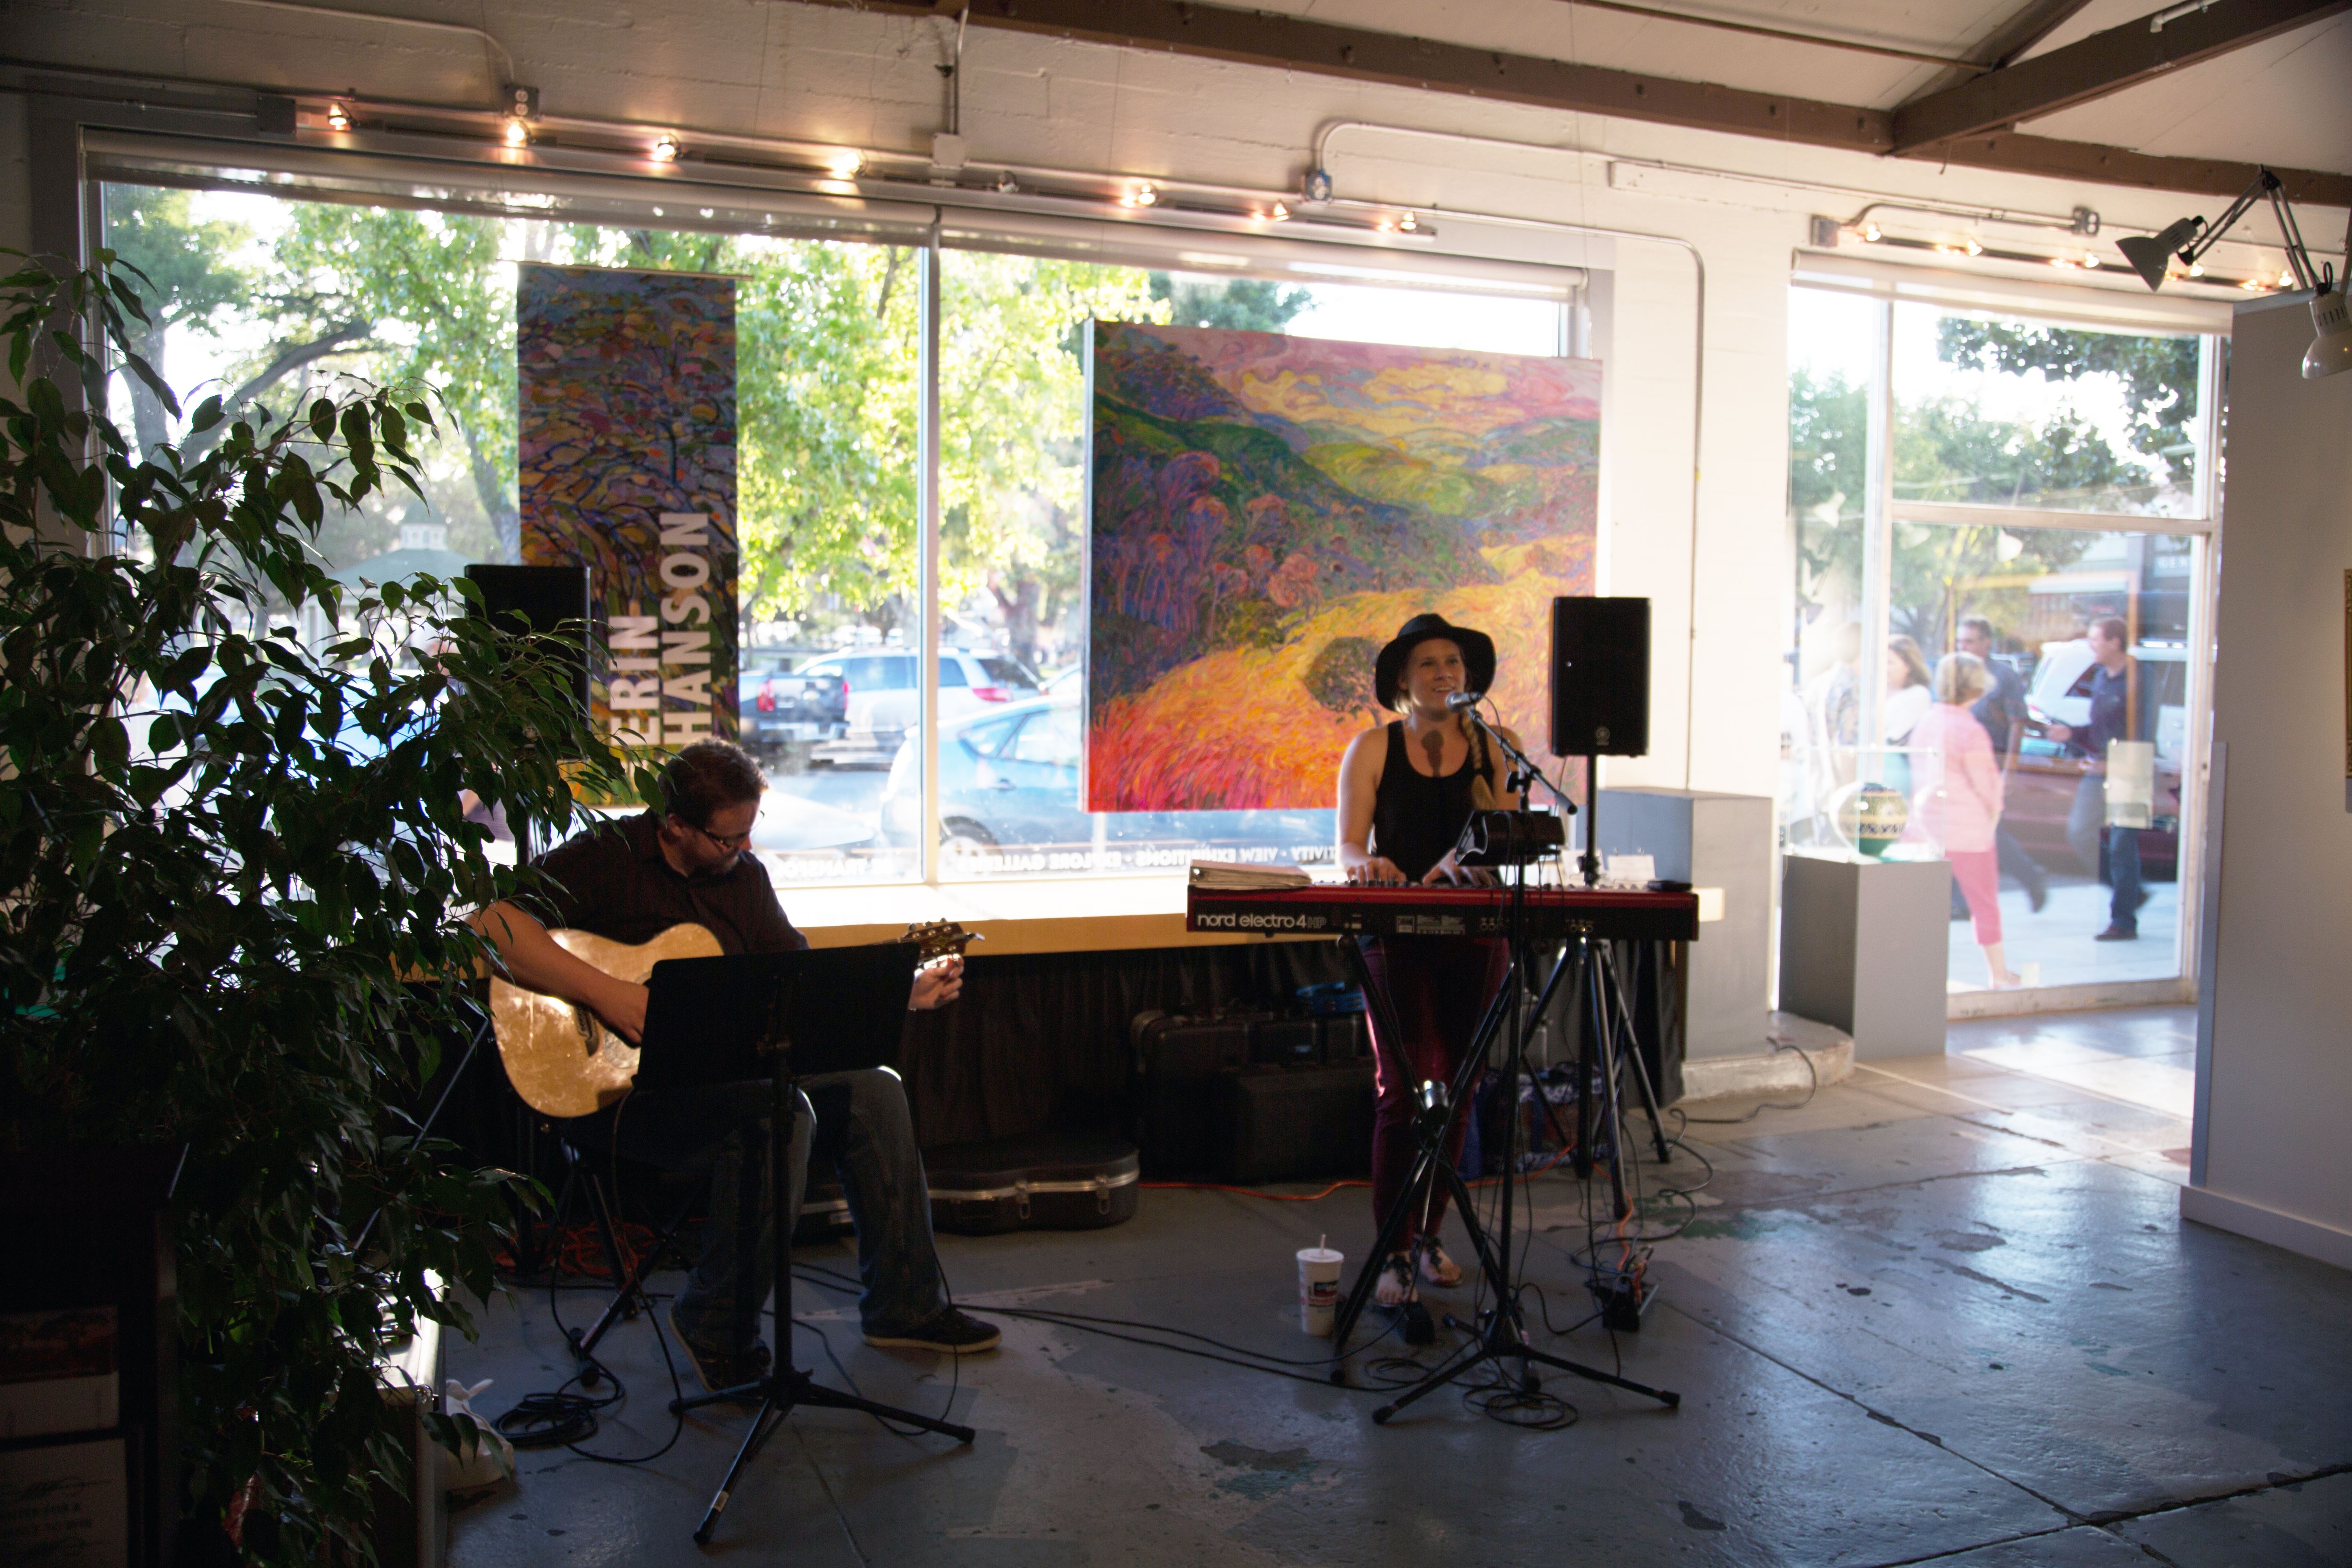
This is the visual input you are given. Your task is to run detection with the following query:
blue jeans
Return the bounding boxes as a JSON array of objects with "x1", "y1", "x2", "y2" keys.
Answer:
[
  {"x1": 2066, "y1": 773, "x2": 2143, "y2": 929},
  {"x1": 563, "y1": 1066, "x2": 946, "y2": 1353}
]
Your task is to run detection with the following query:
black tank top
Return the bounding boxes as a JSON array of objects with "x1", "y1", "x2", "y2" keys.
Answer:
[{"x1": 1371, "y1": 721, "x2": 1485, "y2": 883}]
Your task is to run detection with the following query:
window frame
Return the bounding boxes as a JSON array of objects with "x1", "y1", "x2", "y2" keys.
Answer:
[
  {"x1": 76, "y1": 125, "x2": 1590, "y2": 892},
  {"x1": 1796, "y1": 278, "x2": 2226, "y2": 1012}
]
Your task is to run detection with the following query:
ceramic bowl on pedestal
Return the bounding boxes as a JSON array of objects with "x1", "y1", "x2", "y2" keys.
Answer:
[{"x1": 1835, "y1": 782, "x2": 1909, "y2": 859}]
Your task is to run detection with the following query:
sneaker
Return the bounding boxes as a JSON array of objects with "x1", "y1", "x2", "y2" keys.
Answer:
[
  {"x1": 862, "y1": 1307, "x2": 1002, "y2": 1354},
  {"x1": 2093, "y1": 923, "x2": 2138, "y2": 942},
  {"x1": 668, "y1": 1307, "x2": 770, "y2": 1398}
]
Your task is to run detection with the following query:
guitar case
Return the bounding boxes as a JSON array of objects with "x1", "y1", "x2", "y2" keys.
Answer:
[{"x1": 924, "y1": 1131, "x2": 1141, "y2": 1235}]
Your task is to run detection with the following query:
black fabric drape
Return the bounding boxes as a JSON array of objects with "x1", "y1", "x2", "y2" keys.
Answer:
[{"x1": 894, "y1": 941, "x2": 1353, "y2": 1147}]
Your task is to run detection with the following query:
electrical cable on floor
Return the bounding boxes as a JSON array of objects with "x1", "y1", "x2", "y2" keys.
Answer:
[
  {"x1": 494, "y1": 1238, "x2": 688, "y2": 1465},
  {"x1": 1674, "y1": 1037, "x2": 1821, "y2": 1125},
  {"x1": 1139, "y1": 1178, "x2": 1369, "y2": 1200},
  {"x1": 792, "y1": 1262, "x2": 1405, "y2": 1384}
]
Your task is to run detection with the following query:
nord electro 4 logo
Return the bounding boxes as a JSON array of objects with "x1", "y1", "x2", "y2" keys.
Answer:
[{"x1": 1192, "y1": 911, "x2": 1332, "y2": 932}]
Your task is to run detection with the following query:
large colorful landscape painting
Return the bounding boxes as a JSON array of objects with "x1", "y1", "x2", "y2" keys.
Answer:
[{"x1": 1086, "y1": 322, "x2": 1600, "y2": 813}]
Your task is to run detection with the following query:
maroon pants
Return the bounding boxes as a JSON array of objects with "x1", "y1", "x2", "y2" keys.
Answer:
[{"x1": 1359, "y1": 936, "x2": 1510, "y2": 1250}]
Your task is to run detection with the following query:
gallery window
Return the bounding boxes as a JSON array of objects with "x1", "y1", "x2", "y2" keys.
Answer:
[
  {"x1": 1783, "y1": 278, "x2": 2223, "y2": 1003},
  {"x1": 98, "y1": 174, "x2": 1582, "y2": 888}
]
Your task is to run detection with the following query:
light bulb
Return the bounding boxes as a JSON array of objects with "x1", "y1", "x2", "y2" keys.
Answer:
[
  {"x1": 2187, "y1": 263, "x2": 2204, "y2": 277},
  {"x1": 2304, "y1": 285, "x2": 2351, "y2": 379},
  {"x1": 2278, "y1": 268, "x2": 2296, "y2": 287},
  {"x1": 1135, "y1": 183, "x2": 1157, "y2": 206},
  {"x1": 1399, "y1": 212, "x2": 1419, "y2": 232},
  {"x1": 503, "y1": 118, "x2": 530, "y2": 147},
  {"x1": 1964, "y1": 237, "x2": 1983, "y2": 256},
  {"x1": 651, "y1": 134, "x2": 681, "y2": 163},
  {"x1": 1861, "y1": 223, "x2": 1882, "y2": 242},
  {"x1": 326, "y1": 102, "x2": 351, "y2": 132},
  {"x1": 828, "y1": 149, "x2": 864, "y2": 180},
  {"x1": 1270, "y1": 202, "x2": 1290, "y2": 221},
  {"x1": 2083, "y1": 252, "x2": 2101, "y2": 269}
]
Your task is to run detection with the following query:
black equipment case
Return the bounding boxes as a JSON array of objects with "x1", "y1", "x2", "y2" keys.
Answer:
[
  {"x1": 924, "y1": 1132, "x2": 1141, "y2": 1235},
  {"x1": 1216, "y1": 1060, "x2": 1377, "y2": 1185},
  {"x1": 1131, "y1": 1009, "x2": 1257, "y2": 1176}
]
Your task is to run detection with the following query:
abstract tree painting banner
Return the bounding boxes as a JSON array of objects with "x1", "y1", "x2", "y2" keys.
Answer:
[
  {"x1": 1085, "y1": 322, "x2": 1600, "y2": 812},
  {"x1": 518, "y1": 263, "x2": 737, "y2": 752}
]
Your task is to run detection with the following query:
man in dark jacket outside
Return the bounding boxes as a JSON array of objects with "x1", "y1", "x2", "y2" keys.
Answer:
[{"x1": 2046, "y1": 617, "x2": 2163, "y2": 941}]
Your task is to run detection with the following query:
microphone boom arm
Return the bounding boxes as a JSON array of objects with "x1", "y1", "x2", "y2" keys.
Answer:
[{"x1": 1457, "y1": 701, "x2": 1578, "y2": 817}]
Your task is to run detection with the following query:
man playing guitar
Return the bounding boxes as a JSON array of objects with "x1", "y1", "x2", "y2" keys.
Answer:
[{"x1": 472, "y1": 740, "x2": 1000, "y2": 1388}]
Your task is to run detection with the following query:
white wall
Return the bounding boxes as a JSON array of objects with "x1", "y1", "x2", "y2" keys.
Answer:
[
  {"x1": 4, "y1": 0, "x2": 2339, "y2": 814},
  {"x1": 2184, "y1": 293, "x2": 2352, "y2": 1272}
]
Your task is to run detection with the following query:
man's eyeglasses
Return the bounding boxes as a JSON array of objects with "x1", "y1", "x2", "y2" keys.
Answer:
[{"x1": 688, "y1": 819, "x2": 753, "y2": 853}]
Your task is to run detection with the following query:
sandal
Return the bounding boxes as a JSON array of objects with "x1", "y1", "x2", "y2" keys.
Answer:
[
  {"x1": 1417, "y1": 1241, "x2": 1464, "y2": 1290},
  {"x1": 1374, "y1": 1252, "x2": 1419, "y2": 1309}
]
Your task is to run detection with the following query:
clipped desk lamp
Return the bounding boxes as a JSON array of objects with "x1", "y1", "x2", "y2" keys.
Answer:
[{"x1": 2116, "y1": 168, "x2": 2350, "y2": 380}]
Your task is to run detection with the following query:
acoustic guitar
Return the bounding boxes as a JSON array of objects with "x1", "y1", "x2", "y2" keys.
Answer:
[{"x1": 491, "y1": 920, "x2": 980, "y2": 1119}]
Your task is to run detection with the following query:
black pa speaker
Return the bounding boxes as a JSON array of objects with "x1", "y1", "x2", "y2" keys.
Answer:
[
  {"x1": 465, "y1": 564, "x2": 590, "y2": 726},
  {"x1": 1549, "y1": 596, "x2": 1650, "y2": 757}
]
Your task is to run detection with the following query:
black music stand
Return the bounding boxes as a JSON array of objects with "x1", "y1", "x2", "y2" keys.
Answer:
[
  {"x1": 1329, "y1": 715, "x2": 1679, "y2": 1421},
  {"x1": 654, "y1": 944, "x2": 976, "y2": 1545}
]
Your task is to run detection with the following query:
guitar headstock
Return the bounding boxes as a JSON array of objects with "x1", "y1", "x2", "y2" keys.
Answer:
[{"x1": 903, "y1": 919, "x2": 983, "y2": 964}]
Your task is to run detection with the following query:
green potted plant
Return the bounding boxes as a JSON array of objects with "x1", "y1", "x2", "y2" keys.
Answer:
[{"x1": 0, "y1": 248, "x2": 648, "y2": 1563}]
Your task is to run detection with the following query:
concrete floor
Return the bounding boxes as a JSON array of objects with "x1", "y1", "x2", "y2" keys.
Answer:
[{"x1": 445, "y1": 1007, "x2": 2350, "y2": 1566}]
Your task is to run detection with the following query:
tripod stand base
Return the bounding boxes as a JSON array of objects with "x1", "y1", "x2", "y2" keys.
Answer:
[
  {"x1": 673, "y1": 1368, "x2": 976, "y2": 1545},
  {"x1": 1367, "y1": 1310, "x2": 1680, "y2": 1425}
]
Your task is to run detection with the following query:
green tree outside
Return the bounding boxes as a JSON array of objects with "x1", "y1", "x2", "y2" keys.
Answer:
[{"x1": 103, "y1": 188, "x2": 1311, "y2": 671}]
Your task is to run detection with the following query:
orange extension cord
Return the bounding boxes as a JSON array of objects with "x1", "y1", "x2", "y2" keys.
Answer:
[{"x1": 1141, "y1": 1146, "x2": 1576, "y2": 1205}]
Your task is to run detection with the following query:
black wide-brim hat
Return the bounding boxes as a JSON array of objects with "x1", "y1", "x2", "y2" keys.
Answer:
[{"x1": 1374, "y1": 612, "x2": 1497, "y2": 710}]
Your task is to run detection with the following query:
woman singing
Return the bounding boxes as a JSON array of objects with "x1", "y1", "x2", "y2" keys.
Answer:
[{"x1": 1337, "y1": 613, "x2": 1520, "y2": 1309}]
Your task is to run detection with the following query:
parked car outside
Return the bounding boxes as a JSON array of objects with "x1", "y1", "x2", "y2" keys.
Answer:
[
  {"x1": 735, "y1": 647, "x2": 849, "y2": 768},
  {"x1": 877, "y1": 695, "x2": 1332, "y2": 871},
  {"x1": 802, "y1": 648, "x2": 1042, "y2": 767},
  {"x1": 2000, "y1": 639, "x2": 2187, "y2": 879}
]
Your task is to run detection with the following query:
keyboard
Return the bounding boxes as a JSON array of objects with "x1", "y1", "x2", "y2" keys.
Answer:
[{"x1": 1185, "y1": 882, "x2": 1699, "y2": 942}]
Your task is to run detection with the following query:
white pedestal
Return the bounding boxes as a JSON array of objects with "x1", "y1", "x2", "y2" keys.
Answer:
[{"x1": 1780, "y1": 850, "x2": 1950, "y2": 1058}]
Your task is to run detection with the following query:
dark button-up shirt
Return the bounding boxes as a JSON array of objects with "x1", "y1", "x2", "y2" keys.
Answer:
[
  {"x1": 2069, "y1": 660, "x2": 2162, "y2": 762},
  {"x1": 533, "y1": 811, "x2": 805, "y2": 955},
  {"x1": 1970, "y1": 658, "x2": 2028, "y2": 755}
]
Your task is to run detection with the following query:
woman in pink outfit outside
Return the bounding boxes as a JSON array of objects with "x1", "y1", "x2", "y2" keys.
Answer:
[{"x1": 1908, "y1": 653, "x2": 2020, "y2": 988}]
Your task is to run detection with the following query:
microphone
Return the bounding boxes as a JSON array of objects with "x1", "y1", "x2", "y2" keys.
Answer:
[{"x1": 1445, "y1": 690, "x2": 1485, "y2": 711}]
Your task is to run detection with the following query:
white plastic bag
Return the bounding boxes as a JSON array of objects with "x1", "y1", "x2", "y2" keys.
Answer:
[
  {"x1": 2105, "y1": 739, "x2": 2155, "y2": 829},
  {"x1": 441, "y1": 1378, "x2": 515, "y2": 1494}
]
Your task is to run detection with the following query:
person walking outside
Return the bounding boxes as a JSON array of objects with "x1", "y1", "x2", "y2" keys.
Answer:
[
  {"x1": 1952, "y1": 615, "x2": 2050, "y2": 915},
  {"x1": 1882, "y1": 634, "x2": 1934, "y2": 796},
  {"x1": 1910, "y1": 654, "x2": 2019, "y2": 988},
  {"x1": 2046, "y1": 616, "x2": 2162, "y2": 941}
]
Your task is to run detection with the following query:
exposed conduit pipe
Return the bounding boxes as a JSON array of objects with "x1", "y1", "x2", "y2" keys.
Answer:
[
  {"x1": 216, "y1": 0, "x2": 516, "y2": 99},
  {"x1": 1313, "y1": 120, "x2": 1708, "y2": 789}
]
